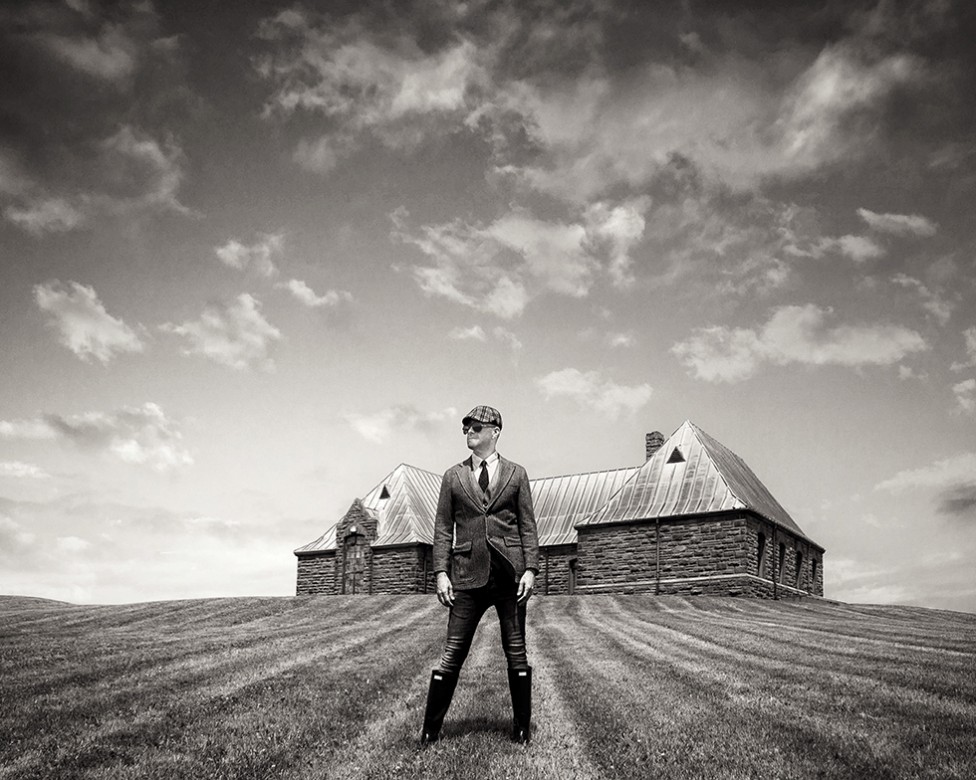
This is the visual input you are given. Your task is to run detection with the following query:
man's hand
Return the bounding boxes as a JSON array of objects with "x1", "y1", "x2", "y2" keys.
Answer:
[
  {"x1": 436, "y1": 572, "x2": 455, "y2": 608},
  {"x1": 516, "y1": 570, "x2": 535, "y2": 604}
]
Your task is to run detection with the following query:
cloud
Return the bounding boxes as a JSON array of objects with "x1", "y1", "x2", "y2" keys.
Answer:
[
  {"x1": 952, "y1": 378, "x2": 976, "y2": 416},
  {"x1": 216, "y1": 234, "x2": 284, "y2": 277},
  {"x1": 448, "y1": 325, "x2": 521, "y2": 353},
  {"x1": 493, "y1": 327, "x2": 523, "y2": 353},
  {"x1": 393, "y1": 203, "x2": 646, "y2": 317},
  {"x1": 344, "y1": 405, "x2": 457, "y2": 444},
  {"x1": 0, "y1": 1, "x2": 193, "y2": 235},
  {"x1": 606, "y1": 332, "x2": 636, "y2": 348},
  {"x1": 876, "y1": 452, "x2": 976, "y2": 523},
  {"x1": 34, "y1": 281, "x2": 145, "y2": 363},
  {"x1": 876, "y1": 453, "x2": 976, "y2": 493},
  {"x1": 161, "y1": 294, "x2": 282, "y2": 371},
  {"x1": 0, "y1": 462, "x2": 50, "y2": 479},
  {"x1": 773, "y1": 45, "x2": 923, "y2": 176},
  {"x1": 672, "y1": 304, "x2": 928, "y2": 383},
  {"x1": 37, "y1": 22, "x2": 138, "y2": 84},
  {"x1": 276, "y1": 279, "x2": 353, "y2": 308},
  {"x1": 4, "y1": 197, "x2": 86, "y2": 235},
  {"x1": 834, "y1": 234, "x2": 886, "y2": 263},
  {"x1": 857, "y1": 208, "x2": 938, "y2": 237},
  {"x1": 891, "y1": 273, "x2": 953, "y2": 325},
  {"x1": 0, "y1": 402, "x2": 192, "y2": 472},
  {"x1": 2, "y1": 126, "x2": 190, "y2": 235},
  {"x1": 449, "y1": 325, "x2": 487, "y2": 342},
  {"x1": 535, "y1": 368, "x2": 652, "y2": 419},
  {"x1": 257, "y1": 9, "x2": 486, "y2": 167},
  {"x1": 938, "y1": 484, "x2": 976, "y2": 518},
  {"x1": 950, "y1": 327, "x2": 976, "y2": 371}
]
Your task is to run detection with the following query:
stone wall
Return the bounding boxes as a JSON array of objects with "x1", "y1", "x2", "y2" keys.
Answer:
[
  {"x1": 576, "y1": 513, "x2": 824, "y2": 598},
  {"x1": 297, "y1": 511, "x2": 825, "y2": 599},
  {"x1": 296, "y1": 551, "x2": 338, "y2": 595},
  {"x1": 744, "y1": 517, "x2": 824, "y2": 597},
  {"x1": 538, "y1": 544, "x2": 578, "y2": 595},
  {"x1": 370, "y1": 546, "x2": 430, "y2": 594}
]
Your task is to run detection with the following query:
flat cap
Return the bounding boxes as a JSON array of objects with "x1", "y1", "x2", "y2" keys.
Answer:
[{"x1": 462, "y1": 405, "x2": 503, "y2": 429}]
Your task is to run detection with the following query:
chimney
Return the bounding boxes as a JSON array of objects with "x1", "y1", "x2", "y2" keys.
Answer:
[{"x1": 645, "y1": 431, "x2": 665, "y2": 461}]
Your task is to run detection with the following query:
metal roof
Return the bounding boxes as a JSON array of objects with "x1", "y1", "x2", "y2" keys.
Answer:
[
  {"x1": 581, "y1": 421, "x2": 816, "y2": 545},
  {"x1": 293, "y1": 521, "x2": 338, "y2": 554},
  {"x1": 531, "y1": 467, "x2": 640, "y2": 546},
  {"x1": 366, "y1": 464, "x2": 442, "y2": 547}
]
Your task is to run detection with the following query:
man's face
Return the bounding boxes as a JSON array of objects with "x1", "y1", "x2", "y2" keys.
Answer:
[{"x1": 464, "y1": 422, "x2": 497, "y2": 450}]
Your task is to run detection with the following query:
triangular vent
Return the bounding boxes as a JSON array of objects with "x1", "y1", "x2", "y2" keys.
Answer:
[
  {"x1": 379, "y1": 486, "x2": 391, "y2": 500},
  {"x1": 667, "y1": 447, "x2": 685, "y2": 464}
]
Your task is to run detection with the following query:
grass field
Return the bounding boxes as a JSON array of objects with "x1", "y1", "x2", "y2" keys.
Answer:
[{"x1": 1, "y1": 594, "x2": 974, "y2": 780}]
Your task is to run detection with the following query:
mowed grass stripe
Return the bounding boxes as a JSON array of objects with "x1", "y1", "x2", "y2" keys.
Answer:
[
  {"x1": 0, "y1": 596, "x2": 416, "y2": 707},
  {"x1": 1, "y1": 597, "x2": 444, "y2": 779},
  {"x1": 561, "y1": 597, "x2": 975, "y2": 779},
  {"x1": 2, "y1": 595, "x2": 974, "y2": 780},
  {"x1": 577, "y1": 597, "x2": 976, "y2": 737},
  {"x1": 542, "y1": 597, "x2": 898, "y2": 779},
  {"x1": 592, "y1": 597, "x2": 976, "y2": 703}
]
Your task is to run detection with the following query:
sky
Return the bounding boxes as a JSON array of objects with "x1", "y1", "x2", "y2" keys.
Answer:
[{"x1": 1, "y1": 0, "x2": 975, "y2": 613}]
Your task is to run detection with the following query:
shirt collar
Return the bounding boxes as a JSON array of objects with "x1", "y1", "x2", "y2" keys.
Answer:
[{"x1": 471, "y1": 451, "x2": 499, "y2": 470}]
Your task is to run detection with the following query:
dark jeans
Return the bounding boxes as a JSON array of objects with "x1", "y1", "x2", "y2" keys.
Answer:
[{"x1": 437, "y1": 551, "x2": 528, "y2": 674}]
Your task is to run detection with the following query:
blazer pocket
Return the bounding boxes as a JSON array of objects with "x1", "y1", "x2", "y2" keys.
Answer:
[
  {"x1": 452, "y1": 541, "x2": 472, "y2": 554},
  {"x1": 503, "y1": 536, "x2": 522, "y2": 547}
]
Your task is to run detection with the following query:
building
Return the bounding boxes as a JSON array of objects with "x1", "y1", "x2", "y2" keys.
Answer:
[{"x1": 294, "y1": 421, "x2": 825, "y2": 599}]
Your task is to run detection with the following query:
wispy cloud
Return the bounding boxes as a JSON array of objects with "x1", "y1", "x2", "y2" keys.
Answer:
[
  {"x1": 535, "y1": 368, "x2": 652, "y2": 419},
  {"x1": 952, "y1": 378, "x2": 976, "y2": 416},
  {"x1": 257, "y1": 9, "x2": 486, "y2": 169},
  {"x1": 857, "y1": 207, "x2": 938, "y2": 237},
  {"x1": 876, "y1": 452, "x2": 976, "y2": 493},
  {"x1": 161, "y1": 294, "x2": 281, "y2": 371},
  {"x1": 276, "y1": 278, "x2": 352, "y2": 308},
  {"x1": 34, "y1": 281, "x2": 145, "y2": 364},
  {"x1": 448, "y1": 325, "x2": 487, "y2": 342},
  {"x1": 393, "y1": 204, "x2": 646, "y2": 317},
  {"x1": 0, "y1": 462, "x2": 51, "y2": 479},
  {"x1": 0, "y1": 402, "x2": 192, "y2": 472},
  {"x1": 876, "y1": 451, "x2": 976, "y2": 522},
  {"x1": 216, "y1": 234, "x2": 283, "y2": 277},
  {"x1": 672, "y1": 304, "x2": 928, "y2": 383},
  {"x1": 344, "y1": 405, "x2": 457, "y2": 444},
  {"x1": 950, "y1": 327, "x2": 976, "y2": 371},
  {"x1": 891, "y1": 274, "x2": 953, "y2": 325},
  {"x1": 0, "y1": 1, "x2": 191, "y2": 235}
]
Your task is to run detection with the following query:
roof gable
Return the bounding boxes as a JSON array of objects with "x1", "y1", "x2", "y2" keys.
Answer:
[
  {"x1": 581, "y1": 420, "x2": 813, "y2": 542},
  {"x1": 364, "y1": 463, "x2": 441, "y2": 547}
]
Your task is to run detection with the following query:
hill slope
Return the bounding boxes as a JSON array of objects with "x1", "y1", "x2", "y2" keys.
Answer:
[{"x1": 1, "y1": 595, "x2": 973, "y2": 780}]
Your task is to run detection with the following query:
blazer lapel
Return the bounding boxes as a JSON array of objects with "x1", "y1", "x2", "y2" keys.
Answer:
[
  {"x1": 485, "y1": 456, "x2": 515, "y2": 512},
  {"x1": 457, "y1": 457, "x2": 481, "y2": 508}
]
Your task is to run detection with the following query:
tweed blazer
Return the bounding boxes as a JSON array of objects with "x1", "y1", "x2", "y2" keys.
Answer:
[{"x1": 432, "y1": 454, "x2": 540, "y2": 590}]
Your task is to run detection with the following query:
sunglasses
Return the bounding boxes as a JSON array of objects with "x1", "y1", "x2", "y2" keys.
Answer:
[{"x1": 462, "y1": 424, "x2": 496, "y2": 434}]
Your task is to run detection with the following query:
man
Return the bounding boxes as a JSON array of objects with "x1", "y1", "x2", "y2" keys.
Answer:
[{"x1": 420, "y1": 405, "x2": 539, "y2": 746}]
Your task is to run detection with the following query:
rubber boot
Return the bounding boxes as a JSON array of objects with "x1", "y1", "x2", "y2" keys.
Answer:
[
  {"x1": 507, "y1": 666, "x2": 532, "y2": 744},
  {"x1": 420, "y1": 669, "x2": 459, "y2": 745}
]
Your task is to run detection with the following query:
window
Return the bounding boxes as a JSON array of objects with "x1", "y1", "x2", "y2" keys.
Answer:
[
  {"x1": 667, "y1": 447, "x2": 685, "y2": 464},
  {"x1": 777, "y1": 543, "x2": 786, "y2": 583},
  {"x1": 795, "y1": 550, "x2": 803, "y2": 589},
  {"x1": 756, "y1": 533, "x2": 767, "y2": 577},
  {"x1": 811, "y1": 558, "x2": 819, "y2": 589}
]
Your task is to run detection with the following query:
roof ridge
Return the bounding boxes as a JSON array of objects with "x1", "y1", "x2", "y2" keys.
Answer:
[
  {"x1": 682, "y1": 422, "x2": 746, "y2": 512},
  {"x1": 533, "y1": 464, "x2": 641, "y2": 481}
]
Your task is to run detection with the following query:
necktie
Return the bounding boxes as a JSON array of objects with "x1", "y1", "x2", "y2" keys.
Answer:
[{"x1": 479, "y1": 460, "x2": 490, "y2": 493}]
